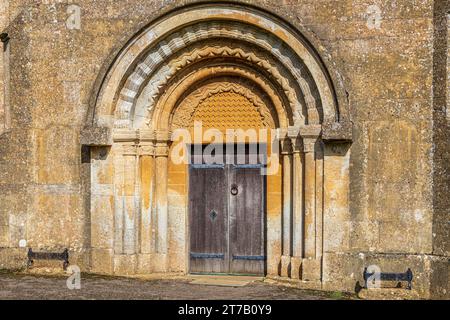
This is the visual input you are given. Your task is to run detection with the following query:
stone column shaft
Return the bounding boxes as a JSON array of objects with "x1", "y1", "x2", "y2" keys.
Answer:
[
  {"x1": 301, "y1": 137, "x2": 323, "y2": 281},
  {"x1": 280, "y1": 138, "x2": 292, "y2": 277},
  {"x1": 315, "y1": 143, "x2": 324, "y2": 261},
  {"x1": 288, "y1": 125, "x2": 306, "y2": 280},
  {"x1": 154, "y1": 131, "x2": 170, "y2": 271},
  {"x1": 303, "y1": 140, "x2": 316, "y2": 259},
  {"x1": 113, "y1": 148, "x2": 125, "y2": 254},
  {"x1": 300, "y1": 125, "x2": 322, "y2": 262},
  {"x1": 290, "y1": 134, "x2": 304, "y2": 279},
  {"x1": 289, "y1": 136, "x2": 304, "y2": 258},
  {"x1": 139, "y1": 144, "x2": 155, "y2": 255},
  {"x1": 155, "y1": 155, "x2": 168, "y2": 254},
  {"x1": 122, "y1": 144, "x2": 138, "y2": 255}
]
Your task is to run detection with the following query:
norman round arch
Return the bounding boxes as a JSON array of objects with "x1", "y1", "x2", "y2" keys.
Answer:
[
  {"x1": 87, "y1": 4, "x2": 352, "y2": 129},
  {"x1": 83, "y1": 3, "x2": 352, "y2": 280}
]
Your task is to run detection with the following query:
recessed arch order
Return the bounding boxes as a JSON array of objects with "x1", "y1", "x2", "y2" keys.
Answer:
[
  {"x1": 82, "y1": 2, "x2": 353, "y2": 279},
  {"x1": 88, "y1": 3, "x2": 350, "y2": 134}
]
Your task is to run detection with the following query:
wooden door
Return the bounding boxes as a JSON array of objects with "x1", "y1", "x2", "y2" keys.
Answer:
[
  {"x1": 229, "y1": 165, "x2": 265, "y2": 275},
  {"x1": 189, "y1": 165, "x2": 229, "y2": 273},
  {"x1": 189, "y1": 145, "x2": 265, "y2": 275}
]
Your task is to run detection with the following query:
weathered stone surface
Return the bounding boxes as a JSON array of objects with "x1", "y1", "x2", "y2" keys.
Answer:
[
  {"x1": 80, "y1": 126, "x2": 112, "y2": 146},
  {"x1": 301, "y1": 258, "x2": 321, "y2": 281},
  {"x1": 357, "y1": 288, "x2": 421, "y2": 300}
]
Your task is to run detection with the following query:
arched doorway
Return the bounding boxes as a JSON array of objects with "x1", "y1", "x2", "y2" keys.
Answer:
[
  {"x1": 170, "y1": 78, "x2": 279, "y2": 275},
  {"x1": 83, "y1": 3, "x2": 352, "y2": 282}
]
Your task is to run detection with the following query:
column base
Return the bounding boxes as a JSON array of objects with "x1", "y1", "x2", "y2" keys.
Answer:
[
  {"x1": 267, "y1": 254, "x2": 281, "y2": 277},
  {"x1": 151, "y1": 253, "x2": 169, "y2": 273},
  {"x1": 301, "y1": 258, "x2": 321, "y2": 281},
  {"x1": 114, "y1": 254, "x2": 137, "y2": 275},
  {"x1": 290, "y1": 256, "x2": 302, "y2": 279},
  {"x1": 137, "y1": 254, "x2": 153, "y2": 274},
  {"x1": 91, "y1": 248, "x2": 114, "y2": 274},
  {"x1": 280, "y1": 255, "x2": 291, "y2": 278}
]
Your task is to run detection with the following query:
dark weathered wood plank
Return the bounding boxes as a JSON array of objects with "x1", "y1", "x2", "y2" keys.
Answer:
[
  {"x1": 229, "y1": 166, "x2": 265, "y2": 275},
  {"x1": 189, "y1": 166, "x2": 228, "y2": 273}
]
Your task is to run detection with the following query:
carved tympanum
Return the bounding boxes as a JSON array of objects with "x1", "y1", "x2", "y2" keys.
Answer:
[{"x1": 172, "y1": 82, "x2": 276, "y2": 131}]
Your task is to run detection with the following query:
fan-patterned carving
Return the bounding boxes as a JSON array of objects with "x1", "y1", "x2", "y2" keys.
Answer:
[{"x1": 171, "y1": 83, "x2": 276, "y2": 131}]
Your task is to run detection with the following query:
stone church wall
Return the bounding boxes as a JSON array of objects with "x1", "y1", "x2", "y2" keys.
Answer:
[{"x1": 0, "y1": 0, "x2": 447, "y2": 298}]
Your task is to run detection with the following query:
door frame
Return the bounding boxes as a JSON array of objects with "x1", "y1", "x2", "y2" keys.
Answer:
[{"x1": 186, "y1": 143, "x2": 267, "y2": 276}]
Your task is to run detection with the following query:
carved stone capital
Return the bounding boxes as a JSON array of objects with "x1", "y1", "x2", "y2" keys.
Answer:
[
  {"x1": 280, "y1": 138, "x2": 292, "y2": 155},
  {"x1": 288, "y1": 126, "x2": 302, "y2": 153},
  {"x1": 155, "y1": 144, "x2": 170, "y2": 157},
  {"x1": 303, "y1": 139, "x2": 318, "y2": 153},
  {"x1": 139, "y1": 144, "x2": 155, "y2": 156},
  {"x1": 290, "y1": 138, "x2": 303, "y2": 153},
  {"x1": 299, "y1": 125, "x2": 322, "y2": 153},
  {"x1": 121, "y1": 143, "x2": 138, "y2": 156},
  {"x1": 287, "y1": 126, "x2": 301, "y2": 139}
]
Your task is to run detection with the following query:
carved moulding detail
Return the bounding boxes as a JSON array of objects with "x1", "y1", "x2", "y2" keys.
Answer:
[
  {"x1": 152, "y1": 63, "x2": 289, "y2": 131},
  {"x1": 138, "y1": 44, "x2": 300, "y2": 128}
]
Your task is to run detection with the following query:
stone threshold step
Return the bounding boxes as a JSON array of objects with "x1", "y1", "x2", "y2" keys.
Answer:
[{"x1": 188, "y1": 275, "x2": 263, "y2": 287}]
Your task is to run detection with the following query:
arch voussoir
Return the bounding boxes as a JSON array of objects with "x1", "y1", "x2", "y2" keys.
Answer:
[
  {"x1": 151, "y1": 63, "x2": 289, "y2": 131},
  {"x1": 108, "y1": 19, "x2": 336, "y2": 130}
]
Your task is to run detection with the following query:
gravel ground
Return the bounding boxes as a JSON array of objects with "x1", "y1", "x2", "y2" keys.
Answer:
[{"x1": 0, "y1": 272, "x2": 354, "y2": 300}]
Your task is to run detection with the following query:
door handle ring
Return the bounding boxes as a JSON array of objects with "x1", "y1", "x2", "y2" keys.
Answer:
[{"x1": 231, "y1": 185, "x2": 238, "y2": 196}]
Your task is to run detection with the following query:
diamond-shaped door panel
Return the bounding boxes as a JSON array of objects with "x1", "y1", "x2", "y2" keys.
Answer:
[{"x1": 209, "y1": 210, "x2": 218, "y2": 221}]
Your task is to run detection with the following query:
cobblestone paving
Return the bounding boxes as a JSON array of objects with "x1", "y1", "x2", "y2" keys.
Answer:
[{"x1": 0, "y1": 273, "x2": 354, "y2": 300}]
